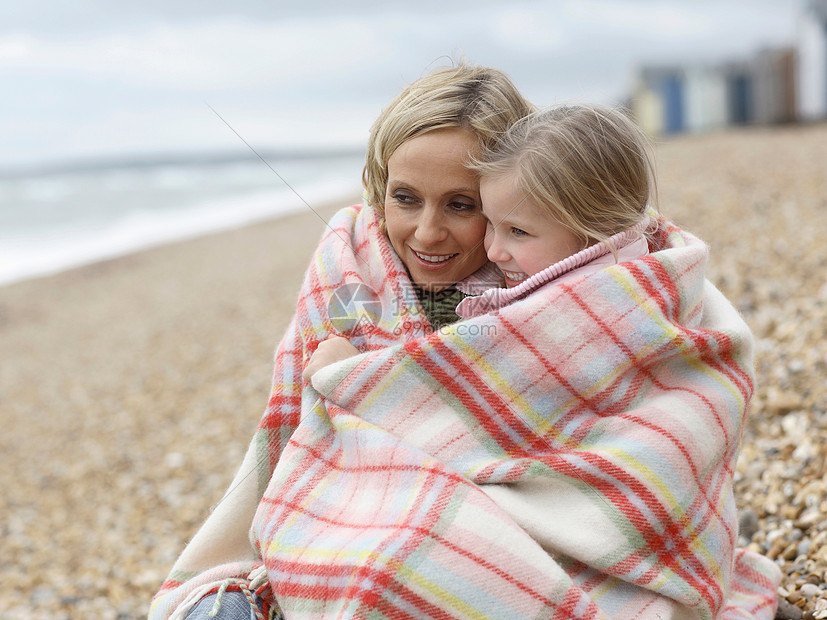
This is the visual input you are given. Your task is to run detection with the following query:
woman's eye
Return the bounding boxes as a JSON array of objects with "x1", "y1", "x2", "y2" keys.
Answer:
[
  {"x1": 392, "y1": 192, "x2": 415, "y2": 204},
  {"x1": 448, "y1": 200, "x2": 477, "y2": 212}
]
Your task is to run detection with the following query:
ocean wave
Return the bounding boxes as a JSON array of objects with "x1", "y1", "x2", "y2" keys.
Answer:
[{"x1": 0, "y1": 155, "x2": 363, "y2": 286}]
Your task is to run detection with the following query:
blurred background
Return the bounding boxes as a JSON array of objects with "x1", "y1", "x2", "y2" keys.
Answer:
[
  {"x1": 1, "y1": 0, "x2": 818, "y2": 286},
  {"x1": 0, "y1": 0, "x2": 820, "y2": 285},
  {"x1": 4, "y1": 3, "x2": 827, "y2": 618}
]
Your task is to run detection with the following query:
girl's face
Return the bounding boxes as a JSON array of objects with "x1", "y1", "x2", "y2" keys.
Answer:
[
  {"x1": 481, "y1": 172, "x2": 583, "y2": 288},
  {"x1": 383, "y1": 128, "x2": 488, "y2": 292}
]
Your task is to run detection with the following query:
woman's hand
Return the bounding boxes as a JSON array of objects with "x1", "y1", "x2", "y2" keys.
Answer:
[{"x1": 302, "y1": 335, "x2": 360, "y2": 381}]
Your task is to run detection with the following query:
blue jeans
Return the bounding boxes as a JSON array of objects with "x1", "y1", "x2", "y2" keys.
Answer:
[{"x1": 184, "y1": 591, "x2": 266, "y2": 619}]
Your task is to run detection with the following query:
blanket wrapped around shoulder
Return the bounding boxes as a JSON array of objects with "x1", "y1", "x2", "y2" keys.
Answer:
[
  {"x1": 150, "y1": 203, "x2": 495, "y2": 619},
  {"x1": 150, "y1": 204, "x2": 781, "y2": 620}
]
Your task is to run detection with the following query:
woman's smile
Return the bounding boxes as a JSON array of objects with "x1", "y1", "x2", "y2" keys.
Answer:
[{"x1": 411, "y1": 250, "x2": 460, "y2": 265}]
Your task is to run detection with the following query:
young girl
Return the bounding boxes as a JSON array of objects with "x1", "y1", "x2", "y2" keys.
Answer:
[{"x1": 456, "y1": 103, "x2": 656, "y2": 317}]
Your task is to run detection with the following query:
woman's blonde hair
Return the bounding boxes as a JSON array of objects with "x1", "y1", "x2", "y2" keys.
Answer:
[
  {"x1": 362, "y1": 63, "x2": 534, "y2": 220},
  {"x1": 473, "y1": 104, "x2": 656, "y2": 248}
]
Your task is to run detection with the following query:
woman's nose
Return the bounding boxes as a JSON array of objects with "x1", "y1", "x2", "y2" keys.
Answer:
[{"x1": 413, "y1": 207, "x2": 448, "y2": 245}]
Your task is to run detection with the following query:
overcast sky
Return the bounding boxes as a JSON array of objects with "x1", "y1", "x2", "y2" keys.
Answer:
[{"x1": 0, "y1": 0, "x2": 805, "y2": 171}]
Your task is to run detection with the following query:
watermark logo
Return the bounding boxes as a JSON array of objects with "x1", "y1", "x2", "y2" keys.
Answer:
[
  {"x1": 391, "y1": 319, "x2": 497, "y2": 337},
  {"x1": 327, "y1": 281, "x2": 501, "y2": 337},
  {"x1": 328, "y1": 283, "x2": 383, "y2": 333}
]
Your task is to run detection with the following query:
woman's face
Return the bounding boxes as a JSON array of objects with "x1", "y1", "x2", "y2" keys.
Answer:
[{"x1": 383, "y1": 128, "x2": 488, "y2": 292}]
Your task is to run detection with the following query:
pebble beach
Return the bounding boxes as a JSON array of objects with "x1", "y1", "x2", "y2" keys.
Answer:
[{"x1": 1, "y1": 123, "x2": 826, "y2": 619}]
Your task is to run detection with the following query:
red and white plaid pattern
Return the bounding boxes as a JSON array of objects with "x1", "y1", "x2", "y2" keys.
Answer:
[{"x1": 151, "y1": 205, "x2": 780, "y2": 619}]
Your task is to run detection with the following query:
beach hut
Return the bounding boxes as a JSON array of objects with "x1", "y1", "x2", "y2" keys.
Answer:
[
  {"x1": 629, "y1": 73, "x2": 664, "y2": 136},
  {"x1": 722, "y1": 61, "x2": 754, "y2": 125},
  {"x1": 636, "y1": 66, "x2": 686, "y2": 134},
  {"x1": 752, "y1": 47, "x2": 798, "y2": 124},
  {"x1": 797, "y1": 0, "x2": 827, "y2": 120},
  {"x1": 661, "y1": 70, "x2": 685, "y2": 133},
  {"x1": 683, "y1": 64, "x2": 728, "y2": 132}
]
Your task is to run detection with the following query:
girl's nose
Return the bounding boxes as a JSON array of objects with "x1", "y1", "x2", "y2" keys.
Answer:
[
  {"x1": 414, "y1": 206, "x2": 448, "y2": 245},
  {"x1": 485, "y1": 227, "x2": 508, "y2": 263}
]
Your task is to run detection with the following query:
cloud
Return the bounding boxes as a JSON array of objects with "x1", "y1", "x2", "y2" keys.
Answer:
[
  {"x1": 0, "y1": 0, "x2": 508, "y2": 36},
  {"x1": 562, "y1": 0, "x2": 714, "y2": 39},
  {"x1": 0, "y1": 17, "x2": 381, "y2": 91},
  {"x1": 0, "y1": 1, "x2": 806, "y2": 167},
  {"x1": 557, "y1": 0, "x2": 798, "y2": 60},
  {"x1": 487, "y1": 8, "x2": 569, "y2": 53}
]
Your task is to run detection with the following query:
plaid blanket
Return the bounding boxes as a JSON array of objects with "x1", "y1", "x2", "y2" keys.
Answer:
[{"x1": 151, "y1": 204, "x2": 780, "y2": 619}]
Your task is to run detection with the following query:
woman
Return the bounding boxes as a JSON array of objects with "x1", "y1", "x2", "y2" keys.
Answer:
[{"x1": 149, "y1": 62, "x2": 534, "y2": 620}]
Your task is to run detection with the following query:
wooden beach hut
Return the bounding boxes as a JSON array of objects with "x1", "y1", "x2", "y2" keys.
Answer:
[
  {"x1": 629, "y1": 73, "x2": 664, "y2": 136},
  {"x1": 797, "y1": 0, "x2": 827, "y2": 120},
  {"x1": 684, "y1": 64, "x2": 728, "y2": 132},
  {"x1": 752, "y1": 47, "x2": 798, "y2": 125},
  {"x1": 722, "y1": 61, "x2": 754, "y2": 126},
  {"x1": 635, "y1": 66, "x2": 686, "y2": 134}
]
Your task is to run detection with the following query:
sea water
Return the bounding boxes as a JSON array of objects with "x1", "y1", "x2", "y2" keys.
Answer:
[{"x1": 0, "y1": 152, "x2": 365, "y2": 286}]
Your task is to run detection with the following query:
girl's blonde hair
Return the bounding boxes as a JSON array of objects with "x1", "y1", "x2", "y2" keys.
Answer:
[
  {"x1": 362, "y1": 63, "x2": 534, "y2": 221},
  {"x1": 473, "y1": 104, "x2": 656, "y2": 248}
]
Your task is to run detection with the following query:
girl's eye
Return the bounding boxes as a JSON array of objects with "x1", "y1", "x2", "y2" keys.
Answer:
[{"x1": 511, "y1": 227, "x2": 528, "y2": 237}]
